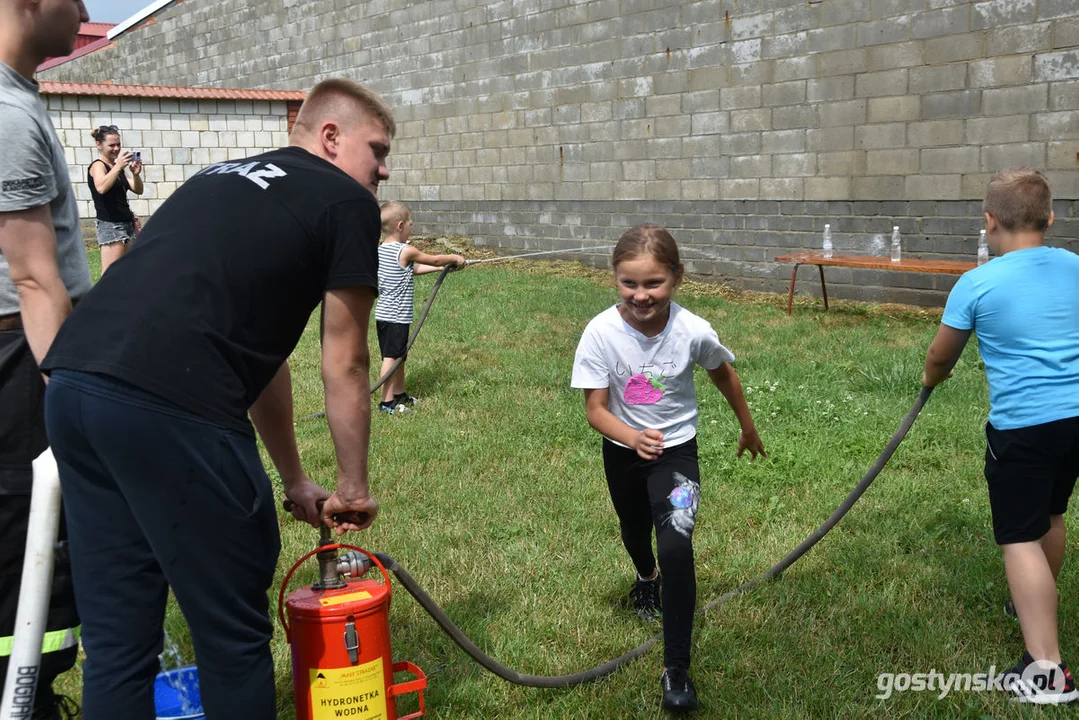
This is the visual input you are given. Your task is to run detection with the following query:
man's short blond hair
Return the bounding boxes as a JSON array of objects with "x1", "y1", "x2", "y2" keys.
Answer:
[
  {"x1": 293, "y1": 78, "x2": 396, "y2": 139},
  {"x1": 380, "y1": 201, "x2": 411, "y2": 235},
  {"x1": 983, "y1": 167, "x2": 1053, "y2": 232}
]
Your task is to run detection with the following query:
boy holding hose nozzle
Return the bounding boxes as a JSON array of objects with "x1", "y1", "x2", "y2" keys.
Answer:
[
  {"x1": 921, "y1": 168, "x2": 1079, "y2": 705},
  {"x1": 375, "y1": 201, "x2": 465, "y2": 415}
]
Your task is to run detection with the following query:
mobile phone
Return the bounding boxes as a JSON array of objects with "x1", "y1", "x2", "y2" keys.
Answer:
[{"x1": 134, "y1": 151, "x2": 141, "y2": 161}]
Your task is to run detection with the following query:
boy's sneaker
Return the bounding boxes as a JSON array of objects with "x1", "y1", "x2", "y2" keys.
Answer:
[
  {"x1": 1000, "y1": 650, "x2": 1034, "y2": 684},
  {"x1": 661, "y1": 667, "x2": 699, "y2": 711},
  {"x1": 628, "y1": 575, "x2": 661, "y2": 621},
  {"x1": 394, "y1": 392, "x2": 419, "y2": 407},
  {"x1": 378, "y1": 402, "x2": 411, "y2": 415},
  {"x1": 1006, "y1": 652, "x2": 1079, "y2": 704}
]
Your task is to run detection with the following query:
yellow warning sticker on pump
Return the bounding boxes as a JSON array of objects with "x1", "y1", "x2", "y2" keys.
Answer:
[
  {"x1": 310, "y1": 658, "x2": 387, "y2": 719},
  {"x1": 318, "y1": 590, "x2": 373, "y2": 607}
]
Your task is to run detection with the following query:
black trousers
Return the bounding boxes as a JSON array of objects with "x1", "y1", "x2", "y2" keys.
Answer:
[
  {"x1": 0, "y1": 329, "x2": 78, "y2": 711},
  {"x1": 602, "y1": 437, "x2": 700, "y2": 671},
  {"x1": 45, "y1": 370, "x2": 280, "y2": 720}
]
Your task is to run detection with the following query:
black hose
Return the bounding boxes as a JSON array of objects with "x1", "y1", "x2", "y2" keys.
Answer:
[
  {"x1": 372, "y1": 385, "x2": 934, "y2": 687},
  {"x1": 374, "y1": 552, "x2": 661, "y2": 688},
  {"x1": 300, "y1": 266, "x2": 455, "y2": 422}
]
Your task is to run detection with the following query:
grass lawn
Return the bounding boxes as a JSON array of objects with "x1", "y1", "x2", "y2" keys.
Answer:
[{"x1": 63, "y1": 244, "x2": 1061, "y2": 719}]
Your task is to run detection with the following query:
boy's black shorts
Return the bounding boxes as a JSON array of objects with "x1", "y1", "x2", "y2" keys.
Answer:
[
  {"x1": 376, "y1": 321, "x2": 410, "y2": 360},
  {"x1": 985, "y1": 416, "x2": 1079, "y2": 545}
]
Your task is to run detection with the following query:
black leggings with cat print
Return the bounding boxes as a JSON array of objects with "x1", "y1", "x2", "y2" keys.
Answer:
[{"x1": 602, "y1": 437, "x2": 700, "y2": 671}]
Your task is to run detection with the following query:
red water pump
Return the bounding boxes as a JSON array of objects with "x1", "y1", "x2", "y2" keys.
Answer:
[{"x1": 278, "y1": 528, "x2": 426, "y2": 720}]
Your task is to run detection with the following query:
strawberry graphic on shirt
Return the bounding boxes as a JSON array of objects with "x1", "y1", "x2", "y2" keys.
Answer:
[{"x1": 624, "y1": 372, "x2": 665, "y2": 405}]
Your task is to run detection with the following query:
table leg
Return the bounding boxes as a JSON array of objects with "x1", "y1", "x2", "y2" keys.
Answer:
[
  {"x1": 818, "y1": 264, "x2": 828, "y2": 311},
  {"x1": 786, "y1": 263, "x2": 800, "y2": 315}
]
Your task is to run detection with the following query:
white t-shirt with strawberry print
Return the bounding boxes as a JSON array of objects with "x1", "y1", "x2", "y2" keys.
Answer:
[{"x1": 571, "y1": 302, "x2": 735, "y2": 449}]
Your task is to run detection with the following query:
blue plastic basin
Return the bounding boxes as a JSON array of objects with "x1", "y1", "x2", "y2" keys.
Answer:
[{"x1": 154, "y1": 667, "x2": 204, "y2": 719}]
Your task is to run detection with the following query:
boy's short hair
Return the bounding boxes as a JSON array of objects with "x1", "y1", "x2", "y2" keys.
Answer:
[
  {"x1": 380, "y1": 201, "x2": 411, "y2": 235},
  {"x1": 983, "y1": 167, "x2": 1053, "y2": 232},
  {"x1": 293, "y1": 78, "x2": 396, "y2": 138}
]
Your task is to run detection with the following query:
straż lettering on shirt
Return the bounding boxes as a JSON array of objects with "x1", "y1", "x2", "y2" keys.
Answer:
[{"x1": 195, "y1": 161, "x2": 287, "y2": 189}]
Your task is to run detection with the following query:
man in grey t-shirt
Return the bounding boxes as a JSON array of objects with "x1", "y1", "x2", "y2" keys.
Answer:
[
  {"x1": 0, "y1": 1, "x2": 91, "y2": 717},
  {"x1": 0, "y1": 62, "x2": 91, "y2": 320}
]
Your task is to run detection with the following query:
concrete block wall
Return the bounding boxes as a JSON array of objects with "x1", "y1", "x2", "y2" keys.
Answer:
[
  {"x1": 41, "y1": 0, "x2": 1079, "y2": 304},
  {"x1": 44, "y1": 94, "x2": 290, "y2": 220},
  {"x1": 416, "y1": 197, "x2": 1079, "y2": 306}
]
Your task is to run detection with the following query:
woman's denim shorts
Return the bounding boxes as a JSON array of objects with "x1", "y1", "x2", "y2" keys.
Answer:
[{"x1": 95, "y1": 219, "x2": 135, "y2": 246}]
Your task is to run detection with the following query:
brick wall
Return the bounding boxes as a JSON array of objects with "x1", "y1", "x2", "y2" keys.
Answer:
[
  {"x1": 45, "y1": 93, "x2": 291, "y2": 220},
  {"x1": 41, "y1": 0, "x2": 1079, "y2": 304}
]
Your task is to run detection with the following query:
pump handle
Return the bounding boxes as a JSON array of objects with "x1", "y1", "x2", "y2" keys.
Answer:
[{"x1": 281, "y1": 499, "x2": 369, "y2": 527}]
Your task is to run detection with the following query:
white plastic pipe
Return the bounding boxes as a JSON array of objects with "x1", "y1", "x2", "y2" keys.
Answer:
[{"x1": 0, "y1": 448, "x2": 62, "y2": 720}]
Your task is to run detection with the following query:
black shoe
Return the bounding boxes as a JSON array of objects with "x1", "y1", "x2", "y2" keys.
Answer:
[
  {"x1": 1004, "y1": 598, "x2": 1017, "y2": 619},
  {"x1": 661, "y1": 667, "x2": 699, "y2": 711},
  {"x1": 394, "y1": 392, "x2": 419, "y2": 407},
  {"x1": 1009, "y1": 655, "x2": 1079, "y2": 705},
  {"x1": 628, "y1": 574, "x2": 661, "y2": 621},
  {"x1": 1000, "y1": 650, "x2": 1034, "y2": 684}
]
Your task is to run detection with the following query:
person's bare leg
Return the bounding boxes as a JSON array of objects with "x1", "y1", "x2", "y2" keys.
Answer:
[
  {"x1": 388, "y1": 360, "x2": 406, "y2": 400},
  {"x1": 100, "y1": 242, "x2": 126, "y2": 274},
  {"x1": 1003, "y1": 540, "x2": 1061, "y2": 663},
  {"x1": 379, "y1": 358, "x2": 398, "y2": 404},
  {"x1": 1042, "y1": 514, "x2": 1066, "y2": 580}
]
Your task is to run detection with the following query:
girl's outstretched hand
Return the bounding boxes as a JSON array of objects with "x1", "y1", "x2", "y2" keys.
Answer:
[{"x1": 737, "y1": 427, "x2": 767, "y2": 460}]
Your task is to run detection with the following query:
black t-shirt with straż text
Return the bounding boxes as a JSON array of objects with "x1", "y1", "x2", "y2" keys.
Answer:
[{"x1": 43, "y1": 146, "x2": 380, "y2": 434}]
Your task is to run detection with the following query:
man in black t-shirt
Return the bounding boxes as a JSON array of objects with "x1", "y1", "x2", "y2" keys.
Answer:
[{"x1": 40, "y1": 78, "x2": 392, "y2": 720}]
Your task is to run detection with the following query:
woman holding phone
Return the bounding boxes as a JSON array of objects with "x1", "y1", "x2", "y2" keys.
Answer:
[{"x1": 89, "y1": 124, "x2": 143, "y2": 274}]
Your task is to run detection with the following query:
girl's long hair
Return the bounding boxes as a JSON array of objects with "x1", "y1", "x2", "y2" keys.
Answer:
[{"x1": 612, "y1": 224, "x2": 683, "y2": 277}]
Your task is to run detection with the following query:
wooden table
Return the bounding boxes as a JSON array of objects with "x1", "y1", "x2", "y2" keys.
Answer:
[{"x1": 774, "y1": 252, "x2": 977, "y2": 314}]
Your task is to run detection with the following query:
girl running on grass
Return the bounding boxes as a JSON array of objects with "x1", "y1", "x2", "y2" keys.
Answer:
[{"x1": 571, "y1": 224, "x2": 766, "y2": 712}]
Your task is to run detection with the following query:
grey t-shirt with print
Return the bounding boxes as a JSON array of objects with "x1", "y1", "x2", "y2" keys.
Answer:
[{"x1": 0, "y1": 61, "x2": 91, "y2": 316}]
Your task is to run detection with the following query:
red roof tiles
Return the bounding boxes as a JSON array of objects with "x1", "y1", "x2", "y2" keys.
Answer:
[
  {"x1": 39, "y1": 82, "x2": 306, "y2": 102},
  {"x1": 79, "y1": 22, "x2": 115, "y2": 38}
]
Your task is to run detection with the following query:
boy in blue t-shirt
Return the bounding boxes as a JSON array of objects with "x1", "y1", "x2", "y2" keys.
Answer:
[{"x1": 922, "y1": 167, "x2": 1079, "y2": 704}]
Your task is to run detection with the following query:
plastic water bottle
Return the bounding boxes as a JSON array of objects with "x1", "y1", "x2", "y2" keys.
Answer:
[
  {"x1": 977, "y1": 229, "x2": 988, "y2": 266},
  {"x1": 890, "y1": 226, "x2": 902, "y2": 263},
  {"x1": 822, "y1": 224, "x2": 833, "y2": 259}
]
